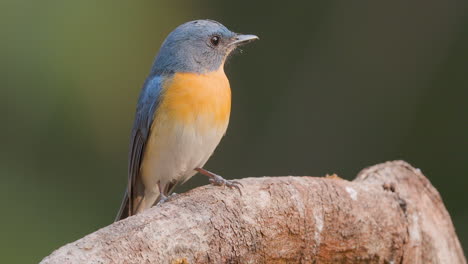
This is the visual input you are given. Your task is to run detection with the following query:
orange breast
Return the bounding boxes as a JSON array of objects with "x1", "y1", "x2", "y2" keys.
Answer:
[{"x1": 157, "y1": 68, "x2": 231, "y2": 128}]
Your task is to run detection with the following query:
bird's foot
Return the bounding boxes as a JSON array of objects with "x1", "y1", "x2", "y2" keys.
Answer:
[
  {"x1": 156, "y1": 194, "x2": 168, "y2": 206},
  {"x1": 156, "y1": 193, "x2": 177, "y2": 206},
  {"x1": 209, "y1": 174, "x2": 243, "y2": 195},
  {"x1": 195, "y1": 168, "x2": 243, "y2": 195}
]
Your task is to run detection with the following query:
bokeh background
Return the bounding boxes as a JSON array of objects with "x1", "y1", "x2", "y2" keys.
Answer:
[{"x1": 1, "y1": 0, "x2": 466, "y2": 262}]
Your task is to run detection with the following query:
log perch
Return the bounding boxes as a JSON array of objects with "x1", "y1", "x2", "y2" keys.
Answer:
[{"x1": 40, "y1": 161, "x2": 466, "y2": 264}]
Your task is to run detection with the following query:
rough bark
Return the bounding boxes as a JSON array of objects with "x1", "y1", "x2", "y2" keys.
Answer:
[{"x1": 40, "y1": 161, "x2": 466, "y2": 264}]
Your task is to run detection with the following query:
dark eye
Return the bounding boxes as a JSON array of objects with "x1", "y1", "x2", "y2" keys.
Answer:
[{"x1": 210, "y1": 35, "x2": 220, "y2": 46}]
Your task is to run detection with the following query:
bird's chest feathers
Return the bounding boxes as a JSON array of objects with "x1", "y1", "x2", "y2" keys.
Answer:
[{"x1": 158, "y1": 69, "x2": 231, "y2": 129}]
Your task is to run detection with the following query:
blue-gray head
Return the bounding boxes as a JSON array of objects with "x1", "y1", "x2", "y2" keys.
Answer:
[{"x1": 151, "y1": 20, "x2": 258, "y2": 75}]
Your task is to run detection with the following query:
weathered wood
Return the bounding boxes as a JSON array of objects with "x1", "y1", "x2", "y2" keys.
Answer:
[{"x1": 40, "y1": 161, "x2": 466, "y2": 264}]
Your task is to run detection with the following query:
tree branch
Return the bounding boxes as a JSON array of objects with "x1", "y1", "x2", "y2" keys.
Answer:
[{"x1": 40, "y1": 161, "x2": 466, "y2": 264}]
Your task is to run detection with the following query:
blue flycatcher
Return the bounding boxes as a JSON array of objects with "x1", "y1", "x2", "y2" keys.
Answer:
[{"x1": 115, "y1": 20, "x2": 258, "y2": 221}]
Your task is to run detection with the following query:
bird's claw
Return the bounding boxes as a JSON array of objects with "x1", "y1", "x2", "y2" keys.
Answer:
[
  {"x1": 156, "y1": 193, "x2": 177, "y2": 206},
  {"x1": 209, "y1": 174, "x2": 243, "y2": 195}
]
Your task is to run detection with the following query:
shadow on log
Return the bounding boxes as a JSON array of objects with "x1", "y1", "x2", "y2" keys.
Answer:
[{"x1": 40, "y1": 161, "x2": 466, "y2": 264}]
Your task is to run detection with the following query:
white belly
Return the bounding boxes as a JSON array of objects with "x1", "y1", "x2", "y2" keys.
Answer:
[{"x1": 140, "y1": 116, "x2": 228, "y2": 194}]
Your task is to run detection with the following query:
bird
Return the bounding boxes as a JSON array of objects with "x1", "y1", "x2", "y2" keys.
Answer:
[{"x1": 115, "y1": 19, "x2": 258, "y2": 221}]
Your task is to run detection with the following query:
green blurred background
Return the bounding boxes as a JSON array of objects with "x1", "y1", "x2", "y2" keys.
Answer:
[{"x1": 1, "y1": 0, "x2": 466, "y2": 262}]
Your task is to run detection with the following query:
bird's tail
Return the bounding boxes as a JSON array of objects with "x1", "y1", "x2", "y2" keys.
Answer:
[{"x1": 114, "y1": 189, "x2": 130, "y2": 222}]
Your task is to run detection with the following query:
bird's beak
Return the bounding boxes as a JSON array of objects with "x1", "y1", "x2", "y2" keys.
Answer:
[{"x1": 229, "y1": 34, "x2": 259, "y2": 46}]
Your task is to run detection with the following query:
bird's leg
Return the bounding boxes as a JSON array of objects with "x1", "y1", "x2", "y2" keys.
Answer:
[
  {"x1": 195, "y1": 168, "x2": 243, "y2": 195},
  {"x1": 156, "y1": 181, "x2": 169, "y2": 205},
  {"x1": 152, "y1": 184, "x2": 177, "y2": 207}
]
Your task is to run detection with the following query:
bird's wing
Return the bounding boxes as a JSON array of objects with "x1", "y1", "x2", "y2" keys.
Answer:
[{"x1": 115, "y1": 75, "x2": 165, "y2": 221}]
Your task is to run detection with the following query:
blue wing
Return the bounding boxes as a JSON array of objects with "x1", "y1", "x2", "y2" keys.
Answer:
[{"x1": 115, "y1": 75, "x2": 165, "y2": 221}]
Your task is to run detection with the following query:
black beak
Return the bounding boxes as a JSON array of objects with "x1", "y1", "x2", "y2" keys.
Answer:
[{"x1": 229, "y1": 34, "x2": 259, "y2": 46}]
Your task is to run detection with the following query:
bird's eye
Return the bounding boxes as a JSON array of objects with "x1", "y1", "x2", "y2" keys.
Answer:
[{"x1": 210, "y1": 35, "x2": 220, "y2": 46}]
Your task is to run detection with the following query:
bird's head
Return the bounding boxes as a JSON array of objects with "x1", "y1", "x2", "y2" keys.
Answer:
[{"x1": 151, "y1": 19, "x2": 258, "y2": 75}]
